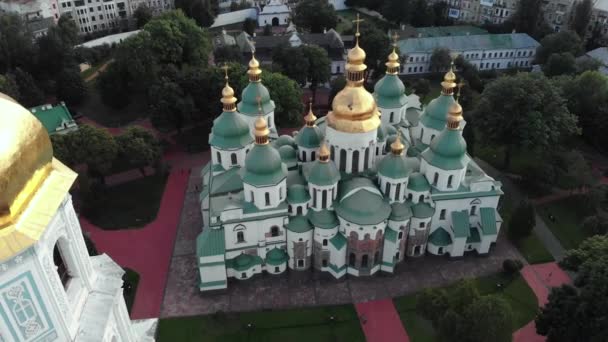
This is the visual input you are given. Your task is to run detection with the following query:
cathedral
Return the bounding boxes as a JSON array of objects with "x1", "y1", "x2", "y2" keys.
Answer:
[
  {"x1": 0, "y1": 94, "x2": 154, "y2": 341},
  {"x1": 197, "y1": 29, "x2": 503, "y2": 291}
]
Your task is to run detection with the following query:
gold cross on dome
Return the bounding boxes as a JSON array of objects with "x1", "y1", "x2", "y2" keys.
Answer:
[
  {"x1": 250, "y1": 39, "x2": 256, "y2": 55},
  {"x1": 221, "y1": 63, "x2": 229, "y2": 80},
  {"x1": 457, "y1": 82, "x2": 465, "y2": 100},
  {"x1": 391, "y1": 31, "x2": 399, "y2": 47},
  {"x1": 256, "y1": 95, "x2": 263, "y2": 114},
  {"x1": 352, "y1": 14, "x2": 364, "y2": 37}
]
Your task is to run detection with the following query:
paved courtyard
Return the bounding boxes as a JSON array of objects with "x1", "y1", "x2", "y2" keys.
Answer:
[{"x1": 160, "y1": 167, "x2": 523, "y2": 318}]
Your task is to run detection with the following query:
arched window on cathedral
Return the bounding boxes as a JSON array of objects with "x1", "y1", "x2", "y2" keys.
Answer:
[
  {"x1": 364, "y1": 147, "x2": 369, "y2": 170},
  {"x1": 301, "y1": 150, "x2": 307, "y2": 161},
  {"x1": 385, "y1": 183, "x2": 392, "y2": 197},
  {"x1": 216, "y1": 151, "x2": 222, "y2": 164},
  {"x1": 265, "y1": 192, "x2": 271, "y2": 206},
  {"x1": 339, "y1": 149, "x2": 347, "y2": 171},
  {"x1": 331, "y1": 145, "x2": 335, "y2": 160},
  {"x1": 361, "y1": 255, "x2": 369, "y2": 268},
  {"x1": 390, "y1": 112, "x2": 394, "y2": 122},
  {"x1": 352, "y1": 150, "x2": 360, "y2": 173},
  {"x1": 322, "y1": 189, "x2": 327, "y2": 209},
  {"x1": 419, "y1": 194, "x2": 424, "y2": 203},
  {"x1": 349, "y1": 253, "x2": 356, "y2": 267},
  {"x1": 53, "y1": 241, "x2": 72, "y2": 288},
  {"x1": 231, "y1": 153, "x2": 237, "y2": 165},
  {"x1": 311, "y1": 151, "x2": 316, "y2": 161},
  {"x1": 270, "y1": 226, "x2": 279, "y2": 237},
  {"x1": 395, "y1": 183, "x2": 401, "y2": 201},
  {"x1": 237, "y1": 231, "x2": 245, "y2": 243},
  {"x1": 447, "y1": 175, "x2": 453, "y2": 188},
  {"x1": 433, "y1": 172, "x2": 439, "y2": 186},
  {"x1": 374, "y1": 251, "x2": 380, "y2": 264}
]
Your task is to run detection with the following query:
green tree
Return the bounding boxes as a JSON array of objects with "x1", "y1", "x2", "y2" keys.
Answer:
[
  {"x1": 455, "y1": 55, "x2": 482, "y2": 92},
  {"x1": 174, "y1": 0, "x2": 218, "y2": 27},
  {"x1": 381, "y1": 0, "x2": 410, "y2": 25},
  {"x1": 560, "y1": 235, "x2": 608, "y2": 272},
  {"x1": 54, "y1": 14, "x2": 80, "y2": 46},
  {"x1": 148, "y1": 77, "x2": 195, "y2": 132},
  {"x1": 575, "y1": 56, "x2": 601, "y2": 74},
  {"x1": 557, "y1": 150, "x2": 595, "y2": 191},
  {"x1": 11, "y1": 68, "x2": 44, "y2": 107},
  {"x1": 508, "y1": 200, "x2": 536, "y2": 242},
  {"x1": 0, "y1": 73, "x2": 19, "y2": 99},
  {"x1": 474, "y1": 73, "x2": 578, "y2": 169},
  {"x1": 292, "y1": 0, "x2": 338, "y2": 33},
  {"x1": 97, "y1": 63, "x2": 132, "y2": 109},
  {"x1": 242, "y1": 18, "x2": 256, "y2": 36},
  {"x1": 60, "y1": 125, "x2": 118, "y2": 178},
  {"x1": 328, "y1": 75, "x2": 346, "y2": 105},
  {"x1": 0, "y1": 13, "x2": 37, "y2": 74},
  {"x1": 134, "y1": 4, "x2": 153, "y2": 28},
  {"x1": 410, "y1": 0, "x2": 435, "y2": 27},
  {"x1": 582, "y1": 214, "x2": 608, "y2": 235},
  {"x1": 115, "y1": 126, "x2": 161, "y2": 174},
  {"x1": 214, "y1": 45, "x2": 242, "y2": 64},
  {"x1": 543, "y1": 52, "x2": 577, "y2": 77},
  {"x1": 56, "y1": 67, "x2": 88, "y2": 105},
  {"x1": 259, "y1": 71, "x2": 304, "y2": 127},
  {"x1": 465, "y1": 296, "x2": 514, "y2": 342},
  {"x1": 536, "y1": 30, "x2": 583, "y2": 65},
  {"x1": 416, "y1": 288, "x2": 449, "y2": 323},
  {"x1": 570, "y1": 0, "x2": 592, "y2": 38},
  {"x1": 357, "y1": 21, "x2": 389, "y2": 74},
  {"x1": 510, "y1": 0, "x2": 545, "y2": 38},
  {"x1": 272, "y1": 45, "x2": 310, "y2": 85},
  {"x1": 429, "y1": 48, "x2": 452, "y2": 73},
  {"x1": 463, "y1": 117, "x2": 476, "y2": 157},
  {"x1": 304, "y1": 45, "x2": 331, "y2": 102}
]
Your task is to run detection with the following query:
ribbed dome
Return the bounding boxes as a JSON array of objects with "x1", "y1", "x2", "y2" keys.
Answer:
[
  {"x1": 0, "y1": 94, "x2": 53, "y2": 228},
  {"x1": 295, "y1": 125, "x2": 323, "y2": 148},
  {"x1": 243, "y1": 144, "x2": 286, "y2": 185},
  {"x1": 278, "y1": 145, "x2": 297, "y2": 161},
  {"x1": 378, "y1": 153, "x2": 411, "y2": 179},
  {"x1": 308, "y1": 159, "x2": 340, "y2": 186},
  {"x1": 274, "y1": 134, "x2": 296, "y2": 148},
  {"x1": 210, "y1": 111, "x2": 253, "y2": 149},
  {"x1": 238, "y1": 82, "x2": 275, "y2": 116},
  {"x1": 421, "y1": 130, "x2": 468, "y2": 170},
  {"x1": 374, "y1": 74, "x2": 407, "y2": 109}
]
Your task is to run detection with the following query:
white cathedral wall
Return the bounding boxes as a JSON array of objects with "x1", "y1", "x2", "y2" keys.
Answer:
[
  {"x1": 308, "y1": 184, "x2": 337, "y2": 210},
  {"x1": 313, "y1": 226, "x2": 338, "y2": 245},
  {"x1": 405, "y1": 188, "x2": 431, "y2": 204},
  {"x1": 211, "y1": 144, "x2": 252, "y2": 170},
  {"x1": 381, "y1": 237, "x2": 398, "y2": 272},
  {"x1": 339, "y1": 217, "x2": 387, "y2": 242},
  {"x1": 378, "y1": 175, "x2": 409, "y2": 203},
  {"x1": 420, "y1": 159, "x2": 467, "y2": 192},
  {"x1": 258, "y1": 12, "x2": 290, "y2": 26},
  {"x1": 243, "y1": 179, "x2": 287, "y2": 210},
  {"x1": 326, "y1": 126, "x2": 377, "y2": 173},
  {"x1": 286, "y1": 230, "x2": 313, "y2": 269},
  {"x1": 223, "y1": 216, "x2": 288, "y2": 258},
  {"x1": 428, "y1": 196, "x2": 501, "y2": 235},
  {"x1": 239, "y1": 112, "x2": 275, "y2": 137},
  {"x1": 418, "y1": 125, "x2": 442, "y2": 145},
  {"x1": 298, "y1": 147, "x2": 319, "y2": 163},
  {"x1": 378, "y1": 105, "x2": 406, "y2": 126}
]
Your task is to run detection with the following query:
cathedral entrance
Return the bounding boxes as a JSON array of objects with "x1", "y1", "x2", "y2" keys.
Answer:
[{"x1": 272, "y1": 17, "x2": 279, "y2": 26}]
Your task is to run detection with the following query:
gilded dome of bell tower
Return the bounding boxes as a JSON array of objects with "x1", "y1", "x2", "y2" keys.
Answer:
[
  {"x1": 0, "y1": 93, "x2": 53, "y2": 228},
  {"x1": 326, "y1": 14, "x2": 380, "y2": 133}
]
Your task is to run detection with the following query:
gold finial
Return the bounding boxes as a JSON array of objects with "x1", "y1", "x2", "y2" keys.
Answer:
[
  {"x1": 254, "y1": 95, "x2": 270, "y2": 144},
  {"x1": 391, "y1": 130, "x2": 405, "y2": 155},
  {"x1": 441, "y1": 60, "x2": 457, "y2": 95},
  {"x1": 304, "y1": 98, "x2": 317, "y2": 127},
  {"x1": 448, "y1": 83, "x2": 464, "y2": 130},
  {"x1": 353, "y1": 14, "x2": 364, "y2": 44},
  {"x1": 391, "y1": 31, "x2": 399, "y2": 50},
  {"x1": 386, "y1": 32, "x2": 400, "y2": 75},
  {"x1": 220, "y1": 64, "x2": 237, "y2": 111},
  {"x1": 221, "y1": 63, "x2": 229, "y2": 81},
  {"x1": 318, "y1": 143, "x2": 330, "y2": 162},
  {"x1": 248, "y1": 42, "x2": 262, "y2": 82}
]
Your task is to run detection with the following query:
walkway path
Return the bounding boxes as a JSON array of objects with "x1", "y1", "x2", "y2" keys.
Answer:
[
  {"x1": 80, "y1": 169, "x2": 190, "y2": 319},
  {"x1": 84, "y1": 59, "x2": 113, "y2": 82},
  {"x1": 355, "y1": 299, "x2": 409, "y2": 342},
  {"x1": 475, "y1": 158, "x2": 567, "y2": 261},
  {"x1": 513, "y1": 262, "x2": 572, "y2": 342}
]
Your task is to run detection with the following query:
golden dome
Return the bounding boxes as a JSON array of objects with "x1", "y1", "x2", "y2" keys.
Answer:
[
  {"x1": 447, "y1": 101, "x2": 463, "y2": 130},
  {"x1": 441, "y1": 61, "x2": 457, "y2": 92},
  {"x1": 221, "y1": 81, "x2": 237, "y2": 111},
  {"x1": 391, "y1": 132, "x2": 406, "y2": 155},
  {"x1": 247, "y1": 53, "x2": 262, "y2": 82},
  {"x1": 0, "y1": 94, "x2": 53, "y2": 228},
  {"x1": 348, "y1": 44, "x2": 366, "y2": 64},
  {"x1": 385, "y1": 48, "x2": 400, "y2": 75},
  {"x1": 328, "y1": 86, "x2": 381, "y2": 133},
  {"x1": 318, "y1": 143, "x2": 330, "y2": 162},
  {"x1": 254, "y1": 116, "x2": 270, "y2": 144},
  {"x1": 304, "y1": 101, "x2": 317, "y2": 127}
]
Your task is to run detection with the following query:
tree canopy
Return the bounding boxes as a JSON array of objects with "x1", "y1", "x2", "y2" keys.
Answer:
[
  {"x1": 507, "y1": 200, "x2": 536, "y2": 242},
  {"x1": 536, "y1": 30, "x2": 583, "y2": 65},
  {"x1": 543, "y1": 52, "x2": 577, "y2": 77},
  {"x1": 134, "y1": 4, "x2": 153, "y2": 28},
  {"x1": 292, "y1": 0, "x2": 338, "y2": 33},
  {"x1": 474, "y1": 73, "x2": 579, "y2": 168},
  {"x1": 430, "y1": 48, "x2": 452, "y2": 73},
  {"x1": 174, "y1": 0, "x2": 218, "y2": 27},
  {"x1": 570, "y1": 0, "x2": 592, "y2": 38}
]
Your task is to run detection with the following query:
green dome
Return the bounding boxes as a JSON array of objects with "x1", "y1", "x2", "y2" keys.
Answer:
[
  {"x1": 279, "y1": 145, "x2": 297, "y2": 162},
  {"x1": 408, "y1": 172, "x2": 430, "y2": 192},
  {"x1": 307, "y1": 160, "x2": 340, "y2": 186},
  {"x1": 378, "y1": 153, "x2": 411, "y2": 179},
  {"x1": 243, "y1": 144, "x2": 287, "y2": 185},
  {"x1": 390, "y1": 202, "x2": 412, "y2": 221},
  {"x1": 307, "y1": 209, "x2": 339, "y2": 229},
  {"x1": 295, "y1": 126, "x2": 323, "y2": 148},
  {"x1": 386, "y1": 125, "x2": 397, "y2": 136},
  {"x1": 209, "y1": 111, "x2": 253, "y2": 149},
  {"x1": 377, "y1": 124, "x2": 387, "y2": 142},
  {"x1": 274, "y1": 134, "x2": 296, "y2": 148},
  {"x1": 285, "y1": 215, "x2": 313, "y2": 233},
  {"x1": 421, "y1": 130, "x2": 467, "y2": 170},
  {"x1": 266, "y1": 248, "x2": 288, "y2": 265},
  {"x1": 419, "y1": 94, "x2": 454, "y2": 131},
  {"x1": 335, "y1": 183, "x2": 392, "y2": 225},
  {"x1": 374, "y1": 74, "x2": 407, "y2": 109},
  {"x1": 238, "y1": 82, "x2": 276, "y2": 116},
  {"x1": 287, "y1": 184, "x2": 310, "y2": 204},
  {"x1": 411, "y1": 202, "x2": 435, "y2": 218},
  {"x1": 229, "y1": 253, "x2": 263, "y2": 271}
]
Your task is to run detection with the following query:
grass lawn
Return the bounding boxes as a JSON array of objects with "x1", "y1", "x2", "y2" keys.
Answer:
[
  {"x1": 516, "y1": 233, "x2": 555, "y2": 264},
  {"x1": 122, "y1": 268, "x2": 140, "y2": 314},
  {"x1": 158, "y1": 305, "x2": 365, "y2": 342},
  {"x1": 393, "y1": 273, "x2": 538, "y2": 341},
  {"x1": 537, "y1": 195, "x2": 594, "y2": 250},
  {"x1": 83, "y1": 173, "x2": 168, "y2": 229}
]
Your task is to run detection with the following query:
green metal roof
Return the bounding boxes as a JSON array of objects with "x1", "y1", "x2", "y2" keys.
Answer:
[
  {"x1": 374, "y1": 74, "x2": 407, "y2": 109},
  {"x1": 209, "y1": 111, "x2": 253, "y2": 149},
  {"x1": 30, "y1": 103, "x2": 75, "y2": 134},
  {"x1": 378, "y1": 153, "x2": 412, "y2": 179},
  {"x1": 415, "y1": 25, "x2": 488, "y2": 38},
  {"x1": 295, "y1": 125, "x2": 323, "y2": 148},
  {"x1": 390, "y1": 202, "x2": 412, "y2": 221},
  {"x1": 431, "y1": 186, "x2": 503, "y2": 201},
  {"x1": 451, "y1": 211, "x2": 470, "y2": 238},
  {"x1": 480, "y1": 207, "x2": 498, "y2": 235},
  {"x1": 285, "y1": 215, "x2": 313, "y2": 233},
  {"x1": 408, "y1": 172, "x2": 430, "y2": 192},
  {"x1": 307, "y1": 209, "x2": 339, "y2": 229},
  {"x1": 467, "y1": 227, "x2": 481, "y2": 243},
  {"x1": 274, "y1": 134, "x2": 296, "y2": 148},
  {"x1": 278, "y1": 145, "x2": 297, "y2": 162},
  {"x1": 428, "y1": 227, "x2": 452, "y2": 246},
  {"x1": 384, "y1": 227, "x2": 398, "y2": 243},
  {"x1": 210, "y1": 167, "x2": 243, "y2": 195},
  {"x1": 411, "y1": 202, "x2": 434, "y2": 218},
  {"x1": 238, "y1": 81, "x2": 276, "y2": 116},
  {"x1": 419, "y1": 94, "x2": 454, "y2": 131},
  {"x1": 265, "y1": 247, "x2": 288, "y2": 265},
  {"x1": 196, "y1": 228, "x2": 226, "y2": 257},
  {"x1": 226, "y1": 253, "x2": 263, "y2": 271},
  {"x1": 307, "y1": 160, "x2": 340, "y2": 186},
  {"x1": 242, "y1": 144, "x2": 287, "y2": 186},
  {"x1": 335, "y1": 179, "x2": 391, "y2": 225},
  {"x1": 421, "y1": 130, "x2": 468, "y2": 170},
  {"x1": 330, "y1": 233, "x2": 347, "y2": 250},
  {"x1": 398, "y1": 33, "x2": 540, "y2": 54},
  {"x1": 287, "y1": 184, "x2": 310, "y2": 204}
]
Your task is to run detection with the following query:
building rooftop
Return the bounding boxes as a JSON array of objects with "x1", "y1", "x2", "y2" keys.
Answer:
[
  {"x1": 78, "y1": 30, "x2": 141, "y2": 48},
  {"x1": 29, "y1": 102, "x2": 76, "y2": 135},
  {"x1": 399, "y1": 33, "x2": 540, "y2": 54},
  {"x1": 210, "y1": 8, "x2": 257, "y2": 29}
]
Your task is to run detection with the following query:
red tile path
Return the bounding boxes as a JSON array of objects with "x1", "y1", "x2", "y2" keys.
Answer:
[
  {"x1": 355, "y1": 299, "x2": 410, "y2": 342},
  {"x1": 513, "y1": 262, "x2": 572, "y2": 342},
  {"x1": 79, "y1": 169, "x2": 190, "y2": 319}
]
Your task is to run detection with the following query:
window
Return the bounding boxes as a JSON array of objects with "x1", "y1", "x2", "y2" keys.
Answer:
[
  {"x1": 250, "y1": 191, "x2": 254, "y2": 203},
  {"x1": 53, "y1": 244, "x2": 71, "y2": 288},
  {"x1": 275, "y1": 266, "x2": 280, "y2": 272},
  {"x1": 361, "y1": 255, "x2": 369, "y2": 268},
  {"x1": 237, "y1": 231, "x2": 245, "y2": 243},
  {"x1": 339, "y1": 149, "x2": 346, "y2": 171},
  {"x1": 431, "y1": 134, "x2": 435, "y2": 141},
  {"x1": 470, "y1": 206, "x2": 477, "y2": 215},
  {"x1": 265, "y1": 192, "x2": 270, "y2": 206},
  {"x1": 13, "y1": 300, "x2": 35, "y2": 325},
  {"x1": 322, "y1": 259, "x2": 328, "y2": 267},
  {"x1": 241, "y1": 272, "x2": 246, "y2": 278},
  {"x1": 447, "y1": 175, "x2": 453, "y2": 188},
  {"x1": 297, "y1": 206, "x2": 303, "y2": 215},
  {"x1": 297, "y1": 259, "x2": 304, "y2": 267},
  {"x1": 398, "y1": 231, "x2": 403, "y2": 239},
  {"x1": 385, "y1": 183, "x2": 391, "y2": 197},
  {"x1": 216, "y1": 151, "x2": 222, "y2": 164},
  {"x1": 440, "y1": 209, "x2": 446, "y2": 220},
  {"x1": 396, "y1": 252, "x2": 400, "y2": 259},
  {"x1": 364, "y1": 147, "x2": 369, "y2": 169},
  {"x1": 390, "y1": 112, "x2": 394, "y2": 122},
  {"x1": 395, "y1": 183, "x2": 401, "y2": 200},
  {"x1": 322, "y1": 189, "x2": 327, "y2": 209},
  {"x1": 313, "y1": 189, "x2": 317, "y2": 207},
  {"x1": 419, "y1": 222, "x2": 425, "y2": 228},
  {"x1": 323, "y1": 239, "x2": 328, "y2": 246},
  {"x1": 301, "y1": 150, "x2": 306, "y2": 161},
  {"x1": 352, "y1": 150, "x2": 360, "y2": 173},
  {"x1": 433, "y1": 172, "x2": 439, "y2": 186},
  {"x1": 231, "y1": 153, "x2": 237, "y2": 165},
  {"x1": 438, "y1": 247, "x2": 444, "y2": 254},
  {"x1": 349, "y1": 253, "x2": 356, "y2": 267},
  {"x1": 419, "y1": 194, "x2": 424, "y2": 203},
  {"x1": 336, "y1": 65, "x2": 340, "y2": 73},
  {"x1": 408, "y1": 193, "x2": 412, "y2": 201},
  {"x1": 311, "y1": 151, "x2": 316, "y2": 161},
  {"x1": 271, "y1": 226, "x2": 279, "y2": 237}
]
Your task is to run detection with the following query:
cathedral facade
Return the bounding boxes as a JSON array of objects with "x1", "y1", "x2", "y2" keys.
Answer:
[
  {"x1": 197, "y1": 30, "x2": 503, "y2": 291},
  {"x1": 0, "y1": 95, "x2": 154, "y2": 341}
]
